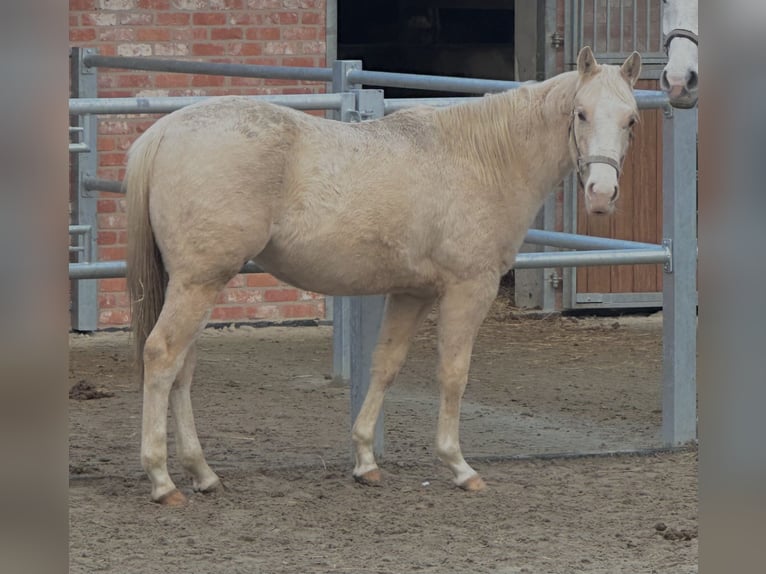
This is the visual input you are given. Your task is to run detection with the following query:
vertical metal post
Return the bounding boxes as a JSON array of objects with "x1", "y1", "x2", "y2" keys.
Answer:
[
  {"x1": 542, "y1": 0, "x2": 561, "y2": 311},
  {"x1": 330, "y1": 60, "x2": 363, "y2": 381},
  {"x1": 70, "y1": 47, "x2": 99, "y2": 331},
  {"x1": 661, "y1": 107, "x2": 698, "y2": 445}
]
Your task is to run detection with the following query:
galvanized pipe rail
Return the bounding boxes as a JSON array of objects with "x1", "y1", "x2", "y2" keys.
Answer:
[
  {"x1": 69, "y1": 246, "x2": 670, "y2": 281},
  {"x1": 69, "y1": 93, "x2": 347, "y2": 116},
  {"x1": 82, "y1": 53, "x2": 333, "y2": 83}
]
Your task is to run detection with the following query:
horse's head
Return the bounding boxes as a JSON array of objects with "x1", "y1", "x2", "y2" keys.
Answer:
[
  {"x1": 660, "y1": 0, "x2": 699, "y2": 108},
  {"x1": 570, "y1": 47, "x2": 641, "y2": 215}
]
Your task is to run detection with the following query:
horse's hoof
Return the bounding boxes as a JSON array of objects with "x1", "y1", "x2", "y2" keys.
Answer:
[
  {"x1": 353, "y1": 469, "x2": 382, "y2": 486},
  {"x1": 195, "y1": 478, "x2": 223, "y2": 494},
  {"x1": 459, "y1": 475, "x2": 486, "y2": 492},
  {"x1": 156, "y1": 489, "x2": 188, "y2": 506}
]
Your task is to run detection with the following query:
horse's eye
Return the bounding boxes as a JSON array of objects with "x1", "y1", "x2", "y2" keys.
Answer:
[
  {"x1": 577, "y1": 111, "x2": 587, "y2": 122},
  {"x1": 628, "y1": 116, "x2": 637, "y2": 128}
]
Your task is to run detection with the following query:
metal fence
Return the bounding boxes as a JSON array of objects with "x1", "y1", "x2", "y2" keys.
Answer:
[{"x1": 68, "y1": 47, "x2": 697, "y2": 452}]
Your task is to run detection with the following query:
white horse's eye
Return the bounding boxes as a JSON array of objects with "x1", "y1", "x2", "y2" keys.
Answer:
[{"x1": 577, "y1": 111, "x2": 587, "y2": 122}]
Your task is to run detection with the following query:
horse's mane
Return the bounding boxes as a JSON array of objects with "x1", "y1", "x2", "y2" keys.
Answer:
[{"x1": 432, "y1": 66, "x2": 635, "y2": 188}]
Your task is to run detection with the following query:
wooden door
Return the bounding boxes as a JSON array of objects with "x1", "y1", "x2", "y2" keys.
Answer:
[{"x1": 574, "y1": 78, "x2": 664, "y2": 307}]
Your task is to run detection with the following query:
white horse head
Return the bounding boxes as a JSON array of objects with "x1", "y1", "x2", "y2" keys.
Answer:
[
  {"x1": 661, "y1": 0, "x2": 699, "y2": 108},
  {"x1": 571, "y1": 47, "x2": 642, "y2": 215}
]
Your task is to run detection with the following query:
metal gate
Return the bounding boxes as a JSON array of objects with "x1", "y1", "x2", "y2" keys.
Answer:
[{"x1": 563, "y1": 0, "x2": 668, "y2": 309}]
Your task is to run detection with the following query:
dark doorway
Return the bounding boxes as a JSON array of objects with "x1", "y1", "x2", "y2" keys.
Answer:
[{"x1": 337, "y1": 0, "x2": 515, "y2": 98}]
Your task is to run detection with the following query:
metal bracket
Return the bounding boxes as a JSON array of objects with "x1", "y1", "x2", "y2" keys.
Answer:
[
  {"x1": 548, "y1": 270, "x2": 561, "y2": 289},
  {"x1": 550, "y1": 32, "x2": 564, "y2": 49},
  {"x1": 80, "y1": 48, "x2": 96, "y2": 75},
  {"x1": 662, "y1": 238, "x2": 673, "y2": 273},
  {"x1": 662, "y1": 104, "x2": 674, "y2": 119},
  {"x1": 353, "y1": 89, "x2": 385, "y2": 122}
]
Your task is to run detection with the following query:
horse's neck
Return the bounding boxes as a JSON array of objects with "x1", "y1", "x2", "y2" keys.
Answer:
[{"x1": 438, "y1": 72, "x2": 577, "y2": 198}]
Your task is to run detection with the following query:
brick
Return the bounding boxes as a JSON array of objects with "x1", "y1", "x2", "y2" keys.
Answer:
[
  {"x1": 116, "y1": 74, "x2": 153, "y2": 88},
  {"x1": 138, "y1": 0, "x2": 170, "y2": 8},
  {"x1": 98, "y1": 231, "x2": 118, "y2": 245},
  {"x1": 99, "y1": 278, "x2": 127, "y2": 292},
  {"x1": 81, "y1": 13, "x2": 118, "y2": 26},
  {"x1": 211, "y1": 28, "x2": 243, "y2": 40},
  {"x1": 99, "y1": 293, "x2": 131, "y2": 309},
  {"x1": 209, "y1": 0, "x2": 245, "y2": 9},
  {"x1": 244, "y1": 304, "x2": 281, "y2": 320},
  {"x1": 155, "y1": 74, "x2": 191, "y2": 88},
  {"x1": 245, "y1": 27, "x2": 280, "y2": 41},
  {"x1": 226, "y1": 275, "x2": 246, "y2": 288},
  {"x1": 278, "y1": 302, "x2": 323, "y2": 319},
  {"x1": 237, "y1": 43, "x2": 263, "y2": 56},
  {"x1": 99, "y1": 309, "x2": 131, "y2": 326},
  {"x1": 98, "y1": 213, "x2": 127, "y2": 229},
  {"x1": 192, "y1": 74, "x2": 226, "y2": 86},
  {"x1": 210, "y1": 306, "x2": 247, "y2": 321},
  {"x1": 97, "y1": 138, "x2": 116, "y2": 152},
  {"x1": 99, "y1": 0, "x2": 137, "y2": 9},
  {"x1": 246, "y1": 0, "x2": 285, "y2": 8},
  {"x1": 193, "y1": 13, "x2": 228, "y2": 26},
  {"x1": 216, "y1": 289, "x2": 263, "y2": 305},
  {"x1": 70, "y1": 0, "x2": 97, "y2": 10},
  {"x1": 70, "y1": 28, "x2": 97, "y2": 42},
  {"x1": 192, "y1": 43, "x2": 226, "y2": 56},
  {"x1": 135, "y1": 28, "x2": 171, "y2": 42},
  {"x1": 99, "y1": 28, "x2": 135, "y2": 42},
  {"x1": 301, "y1": 12, "x2": 323, "y2": 25},
  {"x1": 99, "y1": 152, "x2": 129, "y2": 167},
  {"x1": 154, "y1": 43, "x2": 190, "y2": 57},
  {"x1": 282, "y1": 27, "x2": 318, "y2": 41},
  {"x1": 263, "y1": 42, "x2": 296, "y2": 55},
  {"x1": 246, "y1": 273, "x2": 281, "y2": 287},
  {"x1": 98, "y1": 120, "x2": 131, "y2": 135},
  {"x1": 298, "y1": 0, "x2": 322, "y2": 8},
  {"x1": 156, "y1": 13, "x2": 191, "y2": 26},
  {"x1": 119, "y1": 13, "x2": 154, "y2": 25},
  {"x1": 264, "y1": 288, "x2": 300, "y2": 302},
  {"x1": 171, "y1": 0, "x2": 207, "y2": 9},
  {"x1": 301, "y1": 40, "x2": 326, "y2": 54},
  {"x1": 99, "y1": 246, "x2": 127, "y2": 261},
  {"x1": 171, "y1": 27, "x2": 208, "y2": 42},
  {"x1": 273, "y1": 12, "x2": 299, "y2": 25},
  {"x1": 117, "y1": 43, "x2": 152, "y2": 57}
]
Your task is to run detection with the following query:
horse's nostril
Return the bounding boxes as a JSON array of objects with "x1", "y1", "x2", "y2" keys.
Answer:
[
  {"x1": 660, "y1": 70, "x2": 670, "y2": 91},
  {"x1": 687, "y1": 70, "x2": 699, "y2": 90}
]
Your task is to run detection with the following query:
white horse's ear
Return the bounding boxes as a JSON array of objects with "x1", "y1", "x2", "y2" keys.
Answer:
[
  {"x1": 577, "y1": 46, "x2": 598, "y2": 77},
  {"x1": 621, "y1": 51, "x2": 642, "y2": 87}
]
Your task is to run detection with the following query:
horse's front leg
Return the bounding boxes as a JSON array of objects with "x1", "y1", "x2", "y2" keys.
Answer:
[
  {"x1": 435, "y1": 277, "x2": 498, "y2": 491},
  {"x1": 352, "y1": 293, "x2": 435, "y2": 484}
]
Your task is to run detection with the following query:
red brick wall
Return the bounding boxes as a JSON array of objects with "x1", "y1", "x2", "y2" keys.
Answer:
[{"x1": 69, "y1": 0, "x2": 328, "y2": 328}]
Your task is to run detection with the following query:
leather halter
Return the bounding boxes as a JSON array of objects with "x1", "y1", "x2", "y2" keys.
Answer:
[
  {"x1": 568, "y1": 111, "x2": 623, "y2": 189},
  {"x1": 663, "y1": 28, "x2": 699, "y2": 54}
]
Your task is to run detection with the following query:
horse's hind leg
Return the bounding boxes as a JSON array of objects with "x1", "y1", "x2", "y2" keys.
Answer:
[
  {"x1": 435, "y1": 277, "x2": 498, "y2": 491},
  {"x1": 141, "y1": 278, "x2": 224, "y2": 505},
  {"x1": 169, "y1": 343, "x2": 221, "y2": 494},
  {"x1": 352, "y1": 293, "x2": 435, "y2": 484}
]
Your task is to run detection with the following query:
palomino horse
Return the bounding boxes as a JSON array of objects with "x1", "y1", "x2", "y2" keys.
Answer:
[
  {"x1": 126, "y1": 47, "x2": 641, "y2": 505},
  {"x1": 661, "y1": 0, "x2": 698, "y2": 108}
]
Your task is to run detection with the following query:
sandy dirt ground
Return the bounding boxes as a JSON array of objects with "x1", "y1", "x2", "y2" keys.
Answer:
[{"x1": 69, "y1": 301, "x2": 697, "y2": 573}]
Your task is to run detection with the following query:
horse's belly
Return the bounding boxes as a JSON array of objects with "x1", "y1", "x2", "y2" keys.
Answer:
[{"x1": 253, "y1": 235, "x2": 438, "y2": 297}]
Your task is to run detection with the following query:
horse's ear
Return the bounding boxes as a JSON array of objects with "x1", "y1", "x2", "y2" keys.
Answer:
[
  {"x1": 577, "y1": 46, "x2": 598, "y2": 78},
  {"x1": 621, "y1": 51, "x2": 642, "y2": 87}
]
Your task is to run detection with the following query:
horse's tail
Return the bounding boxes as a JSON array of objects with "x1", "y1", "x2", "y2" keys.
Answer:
[{"x1": 126, "y1": 120, "x2": 169, "y2": 377}]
